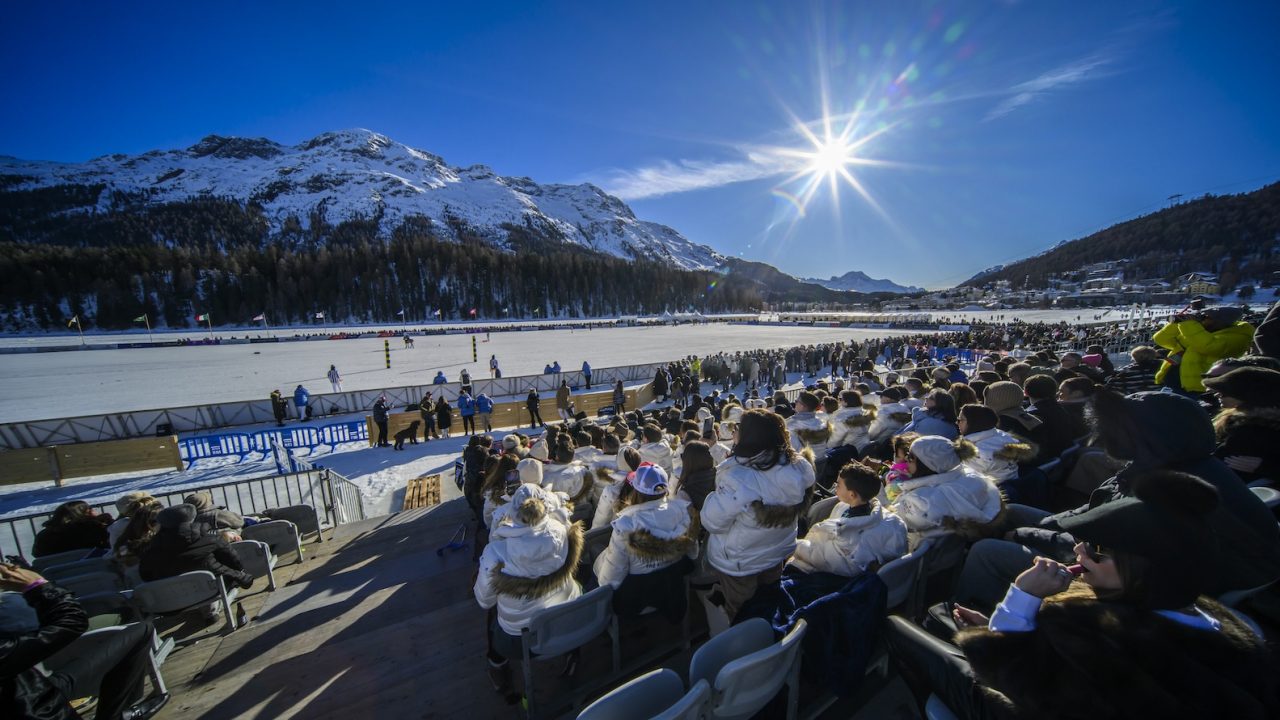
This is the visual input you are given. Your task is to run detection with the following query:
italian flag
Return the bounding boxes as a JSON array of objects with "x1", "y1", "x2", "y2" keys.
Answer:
[{"x1": 196, "y1": 313, "x2": 209, "y2": 322}]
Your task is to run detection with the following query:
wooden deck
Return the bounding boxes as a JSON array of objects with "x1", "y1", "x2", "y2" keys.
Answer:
[{"x1": 149, "y1": 499, "x2": 920, "y2": 720}]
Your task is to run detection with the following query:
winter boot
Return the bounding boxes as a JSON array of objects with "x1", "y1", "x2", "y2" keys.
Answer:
[{"x1": 487, "y1": 658, "x2": 513, "y2": 695}]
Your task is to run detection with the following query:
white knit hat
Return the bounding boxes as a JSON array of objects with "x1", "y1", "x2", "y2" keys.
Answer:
[
  {"x1": 910, "y1": 435, "x2": 962, "y2": 474},
  {"x1": 517, "y1": 457, "x2": 544, "y2": 485}
]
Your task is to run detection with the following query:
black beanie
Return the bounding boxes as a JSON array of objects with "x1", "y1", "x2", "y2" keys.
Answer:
[{"x1": 1059, "y1": 471, "x2": 1219, "y2": 610}]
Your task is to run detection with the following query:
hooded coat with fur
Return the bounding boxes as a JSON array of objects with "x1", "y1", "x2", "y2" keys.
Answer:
[
  {"x1": 593, "y1": 497, "x2": 699, "y2": 588},
  {"x1": 869, "y1": 402, "x2": 912, "y2": 443},
  {"x1": 955, "y1": 595, "x2": 1278, "y2": 720},
  {"x1": 541, "y1": 460, "x2": 592, "y2": 504},
  {"x1": 702, "y1": 454, "x2": 816, "y2": 576},
  {"x1": 828, "y1": 406, "x2": 875, "y2": 451},
  {"x1": 891, "y1": 466, "x2": 1004, "y2": 539},
  {"x1": 963, "y1": 428, "x2": 1038, "y2": 482},
  {"x1": 638, "y1": 440, "x2": 675, "y2": 477},
  {"x1": 475, "y1": 485, "x2": 584, "y2": 635},
  {"x1": 786, "y1": 412, "x2": 834, "y2": 456},
  {"x1": 791, "y1": 499, "x2": 908, "y2": 576}
]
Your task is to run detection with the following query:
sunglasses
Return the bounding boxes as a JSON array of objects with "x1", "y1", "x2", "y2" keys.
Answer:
[{"x1": 1083, "y1": 542, "x2": 1110, "y2": 563}]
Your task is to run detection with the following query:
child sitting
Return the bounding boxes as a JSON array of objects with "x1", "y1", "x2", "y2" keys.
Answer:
[{"x1": 790, "y1": 463, "x2": 908, "y2": 576}]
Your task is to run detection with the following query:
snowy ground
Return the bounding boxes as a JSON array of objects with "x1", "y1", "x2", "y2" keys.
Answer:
[{"x1": 0, "y1": 323, "x2": 919, "y2": 422}]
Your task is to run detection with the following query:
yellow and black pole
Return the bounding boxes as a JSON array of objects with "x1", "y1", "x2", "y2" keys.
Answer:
[
  {"x1": 472, "y1": 335, "x2": 477, "y2": 362},
  {"x1": 384, "y1": 339, "x2": 391, "y2": 369}
]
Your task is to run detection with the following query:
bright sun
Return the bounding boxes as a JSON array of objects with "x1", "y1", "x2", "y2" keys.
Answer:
[{"x1": 806, "y1": 138, "x2": 856, "y2": 177}]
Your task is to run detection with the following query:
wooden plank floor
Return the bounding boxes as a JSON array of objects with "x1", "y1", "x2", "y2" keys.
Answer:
[{"x1": 147, "y1": 498, "x2": 922, "y2": 720}]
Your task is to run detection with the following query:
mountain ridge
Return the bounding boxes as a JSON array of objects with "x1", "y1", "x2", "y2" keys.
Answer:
[
  {"x1": 0, "y1": 128, "x2": 726, "y2": 270},
  {"x1": 800, "y1": 270, "x2": 922, "y2": 294}
]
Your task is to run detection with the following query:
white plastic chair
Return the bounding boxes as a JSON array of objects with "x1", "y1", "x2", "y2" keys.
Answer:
[
  {"x1": 653, "y1": 679, "x2": 711, "y2": 720},
  {"x1": 231, "y1": 539, "x2": 278, "y2": 593},
  {"x1": 689, "y1": 618, "x2": 808, "y2": 720},
  {"x1": 1249, "y1": 485, "x2": 1280, "y2": 510},
  {"x1": 878, "y1": 537, "x2": 934, "y2": 615},
  {"x1": 521, "y1": 585, "x2": 620, "y2": 719},
  {"x1": 242, "y1": 520, "x2": 304, "y2": 565},
  {"x1": 43, "y1": 622, "x2": 169, "y2": 699},
  {"x1": 130, "y1": 571, "x2": 240, "y2": 637},
  {"x1": 31, "y1": 548, "x2": 92, "y2": 571},
  {"x1": 577, "y1": 668, "x2": 684, "y2": 720},
  {"x1": 42, "y1": 557, "x2": 120, "y2": 582}
]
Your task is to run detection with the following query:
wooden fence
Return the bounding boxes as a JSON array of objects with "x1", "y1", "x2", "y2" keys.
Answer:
[{"x1": 0, "y1": 435, "x2": 184, "y2": 487}]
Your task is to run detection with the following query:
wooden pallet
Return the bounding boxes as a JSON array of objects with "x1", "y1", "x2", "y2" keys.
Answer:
[{"x1": 403, "y1": 473, "x2": 442, "y2": 510}]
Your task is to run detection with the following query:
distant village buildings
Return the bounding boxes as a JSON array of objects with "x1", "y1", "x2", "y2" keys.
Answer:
[{"x1": 880, "y1": 259, "x2": 1260, "y2": 311}]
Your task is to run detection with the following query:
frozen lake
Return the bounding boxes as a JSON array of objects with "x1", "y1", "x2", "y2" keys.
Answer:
[
  {"x1": 0, "y1": 306, "x2": 1181, "y2": 423},
  {"x1": 0, "y1": 323, "x2": 899, "y2": 422}
]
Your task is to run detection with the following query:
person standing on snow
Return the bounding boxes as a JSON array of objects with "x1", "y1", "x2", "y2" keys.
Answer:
[
  {"x1": 293, "y1": 384, "x2": 310, "y2": 421},
  {"x1": 327, "y1": 364, "x2": 342, "y2": 392}
]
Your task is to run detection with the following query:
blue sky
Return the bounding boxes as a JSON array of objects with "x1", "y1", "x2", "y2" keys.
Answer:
[{"x1": 3, "y1": 1, "x2": 1278, "y2": 289}]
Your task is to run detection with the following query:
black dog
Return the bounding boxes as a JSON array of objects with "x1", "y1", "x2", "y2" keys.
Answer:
[{"x1": 394, "y1": 421, "x2": 421, "y2": 450}]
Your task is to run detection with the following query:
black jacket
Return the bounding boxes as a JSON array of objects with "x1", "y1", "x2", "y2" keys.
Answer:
[
  {"x1": 1104, "y1": 359, "x2": 1162, "y2": 395},
  {"x1": 0, "y1": 583, "x2": 87, "y2": 720},
  {"x1": 957, "y1": 595, "x2": 1278, "y2": 720},
  {"x1": 32, "y1": 518, "x2": 110, "y2": 558},
  {"x1": 1026, "y1": 399, "x2": 1079, "y2": 460},
  {"x1": 1215, "y1": 408, "x2": 1280, "y2": 484},
  {"x1": 139, "y1": 505, "x2": 252, "y2": 588},
  {"x1": 1044, "y1": 393, "x2": 1280, "y2": 594}
]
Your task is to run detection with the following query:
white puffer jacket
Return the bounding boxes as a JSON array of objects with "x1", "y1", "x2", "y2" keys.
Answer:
[
  {"x1": 542, "y1": 461, "x2": 590, "y2": 501},
  {"x1": 638, "y1": 441, "x2": 675, "y2": 476},
  {"x1": 709, "y1": 441, "x2": 732, "y2": 465},
  {"x1": 475, "y1": 485, "x2": 582, "y2": 635},
  {"x1": 890, "y1": 466, "x2": 1003, "y2": 538},
  {"x1": 593, "y1": 497, "x2": 698, "y2": 588},
  {"x1": 828, "y1": 407, "x2": 874, "y2": 451},
  {"x1": 962, "y1": 428, "x2": 1036, "y2": 483},
  {"x1": 791, "y1": 499, "x2": 908, "y2": 576},
  {"x1": 702, "y1": 454, "x2": 815, "y2": 576},
  {"x1": 592, "y1": 481, "x2": 624, "y2": 529},
  {"x1": 786, "y1": 412, "x2": 833, "y2": 457},
  {"x1": 869, "y1": 402, "x2": 912, "y2": 443}
]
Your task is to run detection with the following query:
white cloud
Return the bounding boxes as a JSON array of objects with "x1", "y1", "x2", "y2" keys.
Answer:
[
  {"x1": 985, "y1": 53, "x2": 1114, "y2": 121},
  {"x1": 598, "y1": 150, "x2": 805, "y2": 200}
]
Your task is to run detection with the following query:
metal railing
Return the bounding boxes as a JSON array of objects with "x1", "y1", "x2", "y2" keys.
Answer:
[
  {"x1": 0, "y1": 362, "x2": 675, "y2": 450},
  {"x1": 0, "y1": 467, "x2": 367, "y2": 561}
]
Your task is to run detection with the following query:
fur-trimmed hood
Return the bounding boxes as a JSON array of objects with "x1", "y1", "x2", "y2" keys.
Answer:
[
  {"x1": 1217, "y1": 406, "x2": 1280, "y2": 439},
  {"x1": 833, "y1": 406, "x2": 875, "y2": 427},
  {"x1": 892, "y1": 465, "x2": 1004, "y2": 537},
  {"x1": 542, "y1": 460, "x2": 590, "y2": 502},
  {"x1": 876, "y1": 402, "x2": 912, "y2": 424},
  {"x1": 955, "y1": 595, "x2": 1277, "y2": 720},
  {"x1": 490, "y1": 519, "x2": 584, "y2": 600},
  {"x1": 965, "y1": 427, "x2": 1038, "y2": 462},
  {"x1": 615, "y1": 499, "x2": 700, "y2": 563}
]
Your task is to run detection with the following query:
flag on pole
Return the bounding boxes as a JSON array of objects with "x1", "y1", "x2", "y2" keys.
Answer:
[
  {"x1": 396, "y1": 309, "x2": 405, "y2": 316},
  {"x1": 196, "y1": 313, "x2": 209, "y2": 322},
  {"x1": 469, "y1": 308, "x2": 477, "y2": 316},
  {"x1": 314, "y1": 311, "x2": 325, "y2": 320},
  {"x1": 252, "y1": 313, "x2": 266, "y2": 321},
  {"x1": 67, "y1": 315, "x2": 79, "y2": 328},
  {"x1": 133, "y1": 315, "x2": 147, "y2": 323},
  {"x1": 434, "y1": 309, "x2": 442, "y2": 317}
]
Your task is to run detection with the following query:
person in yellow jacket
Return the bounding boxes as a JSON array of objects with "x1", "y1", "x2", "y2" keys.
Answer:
[{"x1": 1152, "y1": 306, "x2": 1253, "y2": 393}]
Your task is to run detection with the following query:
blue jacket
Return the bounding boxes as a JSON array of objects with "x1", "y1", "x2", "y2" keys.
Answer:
[
  {"x1": 457, "y1": 394, "x2": 475, "y2": 416},
  {"x1": 581, "y1": 362, "x2": 591, "y2": 375},
  {"x1": 433, "y1": 373, "x2": 447, "y2": 384},
  {"x1": 476, "y1": 395, "x2": 494, "y2": 413},
  {"x1": 898, "y1": 407, "x2": 959, "y2": 439},
  {"x1": 293, "y1": 387, "x2": 310, "y2": 406}
]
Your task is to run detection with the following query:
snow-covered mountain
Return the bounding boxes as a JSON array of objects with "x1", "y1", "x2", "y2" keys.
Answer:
[
  {"x1": 800, "y1": 270, "x2": 921, "y2": 294},
  {"x1": 0, "y1": 128, "x2": 723, "y2": 270}
]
